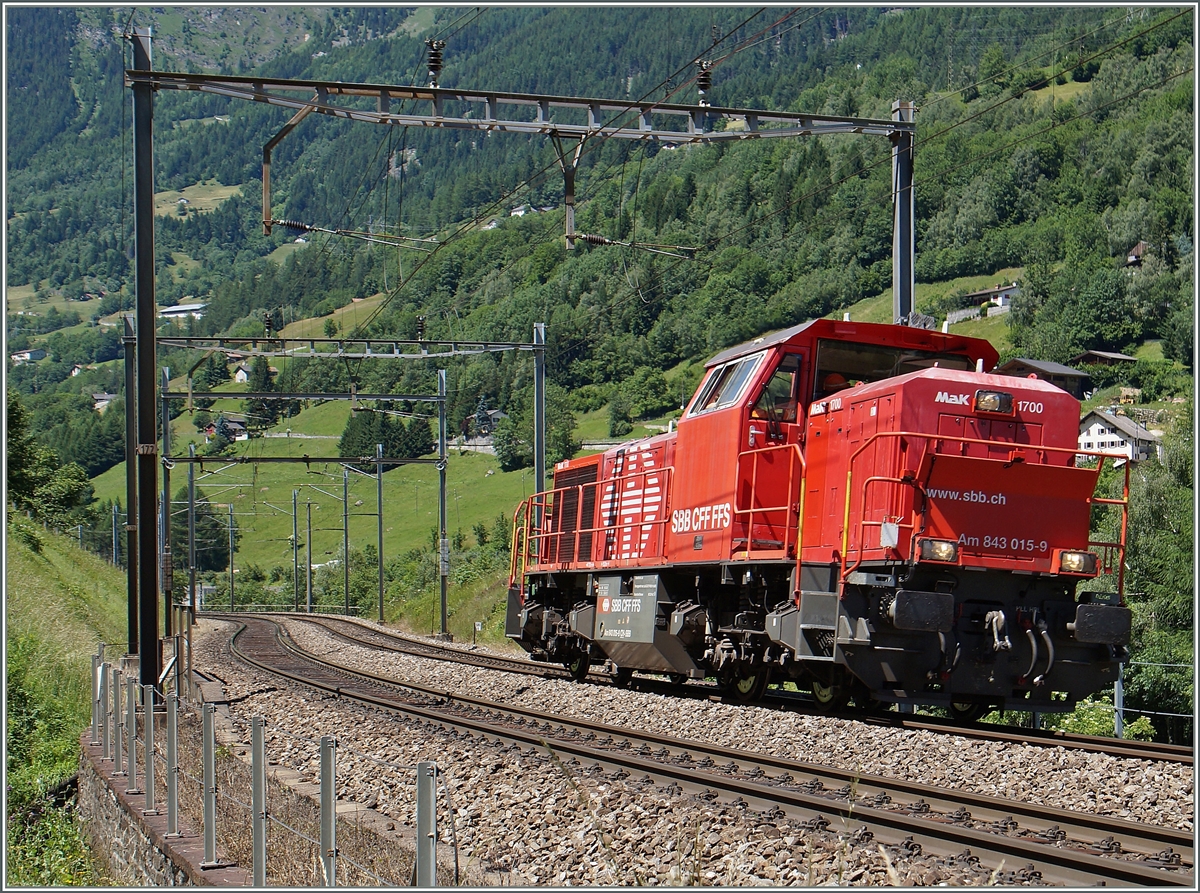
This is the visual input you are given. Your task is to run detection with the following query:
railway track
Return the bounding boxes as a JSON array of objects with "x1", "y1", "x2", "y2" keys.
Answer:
[
  {"x1": 222, "y1": 614, "x2": 1192, "y2": 887},
  {"x1": 214, "y1": 611, "x2": 1192, "y2": 766}
]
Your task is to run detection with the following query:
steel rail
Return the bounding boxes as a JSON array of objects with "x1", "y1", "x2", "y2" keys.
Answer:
[
  {"x1": 250, "y1": 611, "x2": 1193, "y2": 766},
  {"x1": 862, "y1": 712, "x2": 1195, "y2": 766},
  {"x1": 272, "y1": 616, "x2": 1191, "y2": 854},
  {"x1": 223, "y1": 615, "x2": 1191, "y2": 887}
]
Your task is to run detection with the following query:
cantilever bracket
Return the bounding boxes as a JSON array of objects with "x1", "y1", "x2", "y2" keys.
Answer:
[
  {"x1": 551, "y1": 134, "x2": 585, "y2": 250},
  {"x1": 262, "y1": 95, "x2": 319, "y2": 234}
]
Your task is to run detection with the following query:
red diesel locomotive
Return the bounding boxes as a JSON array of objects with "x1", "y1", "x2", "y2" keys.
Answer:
[{"x1": 506, "y1": 319, "x2": 1132, "y2": 717}]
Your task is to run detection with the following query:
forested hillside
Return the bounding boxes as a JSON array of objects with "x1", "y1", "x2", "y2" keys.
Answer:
[
  {"x1": 5, "y1": 7, "x2": 1193, "y2": 736},
  {"x1": 7, "y1": 7, "x2": 1192, "y2": 435}
]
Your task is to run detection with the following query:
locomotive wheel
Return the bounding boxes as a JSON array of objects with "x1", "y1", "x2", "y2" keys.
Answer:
[
  {"x1": 722, "y1": 669, "x2": 771, "y2": 704},
  {"x1": 948, "y1": 700, "x2": 989, "y2": 723},
  {"x1": 566, "y1": 656, "x2": 590, "y2": 682},
  {"x1": 667, "y1": 673, "x2": 689, "y2": 687},
  {"x1": 612, "y1": 667, "x2": 634, "y2": 689},
  {"x1": 810, "y1": 678, "x2": 850, "y2": 711}
]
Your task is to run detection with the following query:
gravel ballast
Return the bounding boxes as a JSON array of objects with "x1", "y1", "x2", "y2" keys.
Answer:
[{"x1": 191, "y1": 617, "x2": 1193, "y2": 886}]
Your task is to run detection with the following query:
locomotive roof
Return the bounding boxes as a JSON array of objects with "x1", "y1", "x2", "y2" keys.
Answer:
[{"x1": 704, "y1": 318, "x2": 998, "y2": 369}]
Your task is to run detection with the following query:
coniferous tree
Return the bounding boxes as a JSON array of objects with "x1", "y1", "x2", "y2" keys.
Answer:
[
  {"x1": 244, "y1": 356, "x2": 278, "y2": 429},
  {"x1": 170, "y1": 485, "x2": 239, "y2": 575}
]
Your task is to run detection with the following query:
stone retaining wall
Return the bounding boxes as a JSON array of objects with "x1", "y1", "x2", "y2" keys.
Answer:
[
  {"x1": 77, "y1": 733, "x2": 250, "y2": 887},
  {"x1": 76, "y1": 664, "x2": 466, "y2": 886}
]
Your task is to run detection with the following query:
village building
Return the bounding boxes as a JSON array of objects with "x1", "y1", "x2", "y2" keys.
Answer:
[
  {"x1": 1070, "y1": 349, "x2": 1137, "y2": 367},
  {"x1": 10, "y1": 348, "x2": 46, "y2": 365},
  {"x1": 1078, "y1": 409, "x2": 1160, "y2": 463},
  {"x1": 993, "y1": 358, "x2": 1090, "y2": 400}
]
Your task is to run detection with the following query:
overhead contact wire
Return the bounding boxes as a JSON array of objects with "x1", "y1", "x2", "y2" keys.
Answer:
[{"x1": 355, "y1": 8, "x2": 771, "y2": 333}]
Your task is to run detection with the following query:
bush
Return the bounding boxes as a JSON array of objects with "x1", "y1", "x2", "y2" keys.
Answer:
[
  {"x1": 608, "y1": 395, "x2": 633, "y2": 437},
  {"x1": 1044, "y1": 694, "x2": 1156, "y2": 741},
  {"x1": 1009, "y1": 68, "x2": 1048, "y2": 96},
  {"x1": 8, "y1": 516, "x2": 43, "y2": 554}
]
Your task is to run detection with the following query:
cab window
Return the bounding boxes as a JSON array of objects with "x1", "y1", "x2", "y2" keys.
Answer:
[
  {"x1": 689, "y1": 354, "x2": 763, "y2": 416},
  {"x1": 812, "y1": 340, "x2": 975, "y2": 401},
  {"x1": 751, "y1": 354, "x2": 801, "y2": 422}
]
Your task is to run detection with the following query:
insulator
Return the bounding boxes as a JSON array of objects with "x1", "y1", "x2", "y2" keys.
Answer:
[
  {"x1": 277, "y1": 218, "x2": 308, "y2": 231},
  {"x1": 577, "y1": 233, "x2": 614, "y2": 246},
  {"x1": 426, "y1": 39, "x2": 446, "y2": 87},
  {"x1": 697, "y1": 61, "x2": 713, "y2": 94}
]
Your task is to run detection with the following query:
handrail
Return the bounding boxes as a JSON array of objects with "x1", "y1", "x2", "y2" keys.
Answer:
[
  {"x1": 733, "y1": 441, "x2": 806, "y2": 560},
  {"x1": 513, "y1": 464, "x2": 675, "y2": 577},
  {"x1": 836, "y1": 431, "x2": 1130, "y2": 597},
  {"x1": 842, "y1": 473, "x2": 919, "y2": 581},
  {"x1": 508, "y1": 501, "x2": 529, "y2": 592}
]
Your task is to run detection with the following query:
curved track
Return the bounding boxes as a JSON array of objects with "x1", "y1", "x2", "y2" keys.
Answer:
[
  {"x1": 221, "y1": 612, "x2": 1192, "y2": 766},
  {"x1": 220, "y1": 614, "x2": 1192, "y2": 887}
]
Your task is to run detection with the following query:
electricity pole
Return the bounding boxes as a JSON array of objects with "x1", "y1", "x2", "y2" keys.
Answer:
[{"x1": 130, "y1": 27, "x2": 160, "y2": 691}]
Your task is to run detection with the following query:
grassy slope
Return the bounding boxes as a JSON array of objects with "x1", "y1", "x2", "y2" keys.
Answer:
[
  {"x1": 837, "y1": 266, "x2": 1022, "y2": 355},
  {"x1": 7, "y1": 524, "x2": 128, "y2": 655},
  {"x1": 91, "y1": 408, "x2": 528, "y2": 577},
  {"x1": 154, "y1": 180, "x2": 242, "y2": 217},
  {"x1": 6, "y1": 524, "x2": 128, "y2": 885}
]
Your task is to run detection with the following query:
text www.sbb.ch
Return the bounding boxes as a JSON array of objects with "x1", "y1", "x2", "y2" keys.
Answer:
[{"x1": 926, "y1": 488, "x2": 1007, "y2": 505}]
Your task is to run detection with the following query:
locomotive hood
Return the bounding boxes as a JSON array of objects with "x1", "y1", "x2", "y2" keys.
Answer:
[{"x1": 814, "y1": 366, "x2": 1082, "y2": 452}]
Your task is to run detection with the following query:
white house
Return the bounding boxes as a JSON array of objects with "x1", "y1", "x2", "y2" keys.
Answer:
[
  {"x1": 92, "y1": 392, "x2": 118, "y2": 413},
  {"x1": 10, "y1": 348, "x2": 46, "y2": 365},
  {"x1": 233, "y1": 364, "x2": 253, "y2": 383},
  {"x1": 962, "y1": 282, "x2": 1020, "y2": 308},
  {"x1": 1078, "y1": 410, "x2": 1160, "y2": 463}
]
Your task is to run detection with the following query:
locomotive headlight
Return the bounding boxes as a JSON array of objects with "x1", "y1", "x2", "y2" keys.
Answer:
[
  {"x1": 918, "y1": 538, "x2": 959, "y2": 563},
  {"x1": 1057, "y1": 550, "x2": 1098, "y2": 575},
  {"x1": 974, "y1": 390, "x2": 1013, "y2": 414}
]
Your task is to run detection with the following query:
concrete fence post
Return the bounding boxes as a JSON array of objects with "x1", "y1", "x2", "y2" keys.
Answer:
[
  {"x1": 252, "y1": 717, "x2": 267, "y2": 887},
  {"x1": 201, "y1": 703, "x2": 218, "y2": 868},
  {"x1": 113, "y1": 672, "x2": 125, "y2": 772},
  {"x1": 320, "y1": 735, "x2": 337, "y2": 886},
  {"x1": 100, "y1": 664, "x2": 111, "y2": 761},
  {"x1": 185, "y1": 631, "x2": 194, "y2": 703},
  {"x1": 166, "y1": 693, "x2": 180, "y2": 837},
  {"x1": 1114, "y1": 663, "x2": 1125, "y2": 738},
  {"x1": 125, "y1": 676, "x2": 141, "y2": 794},
  {"x1": 143, "y1": 683, "x2": 156, "y2": 814},
  {"x1": 416, "y1": 761, "x2": 437, "y2": 886}
]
